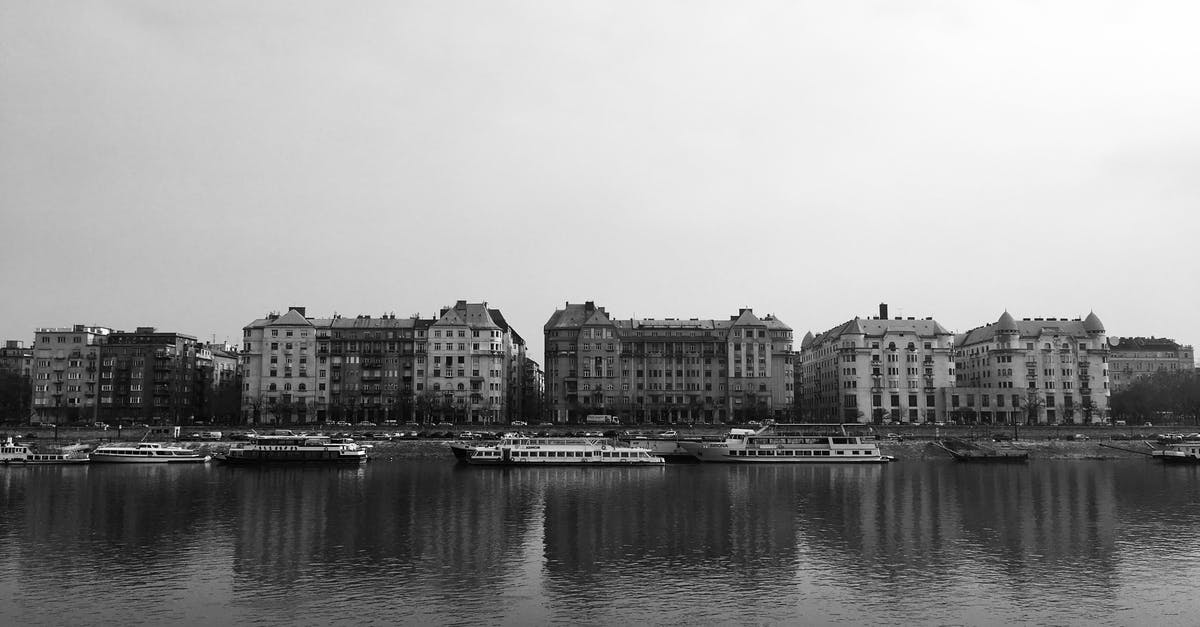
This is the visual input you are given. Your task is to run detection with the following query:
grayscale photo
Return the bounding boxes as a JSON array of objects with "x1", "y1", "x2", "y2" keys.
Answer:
[{"x1": 1, "y1": 1, "x2": 1197, "y2": 625}]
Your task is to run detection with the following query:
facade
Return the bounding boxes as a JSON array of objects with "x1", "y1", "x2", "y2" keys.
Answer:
[
  {"x1": 241, "y1": 308, "x2": 322, "y2": 425},
  {"x1": 241, "y1": 302, "x2": 528, "y2": 425},
  {"x1": 0, "y1": 340, "x2": 34, "y2": 377},
  {"x1": 1106, "y1": 337, "x2": 1194, "y2": 391},
  {"x1": 544, "y1": 302, "x2": 794, "y2": 424},
  {"x1": 97, "y1": 328, "x2": 200, "y2": 424},
  {"x1": 30, "y1": 325, "x2": 112, "y2": 424},
  {"x1": 196, "y1": 342, "x2": 242, "y2": 423},
  {"x1": 951, "y1": 311, "x2": 1110, "y2": 424},
  {"x1": 425, "y1": 301, "x2": 520, "y2": 424},
  {"x1": 319, "y1": 313, "x2": 433, "y2": 425},
  {"x1": 799, "y1": 304, "x2": 955, "y2": 424}
]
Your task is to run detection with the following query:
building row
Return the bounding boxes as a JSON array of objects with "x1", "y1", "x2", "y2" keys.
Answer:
[
  {"x1": 14, "y1": 325, "x2": 240, "y2": 425},
  {"x1": 240, "y1": 302, "x2": 542, "y2": 425},
  {"x1": 6, "y1": 301, "x2": 1193, "y2": 427},
  {"x1": 543, "y1": 302, "x2": 795, "y2": 424}
]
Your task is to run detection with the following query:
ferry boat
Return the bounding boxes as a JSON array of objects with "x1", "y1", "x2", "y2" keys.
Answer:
[
  {"x1": 460, "y1": 435, "x2": 665, "y2": 466},
  {"x1": 0, "y1": 437, "x2": 89, "y2": 465},
  {"x1": 89, "y1": 442, "x2": 211, "y2": 463},
  {"x1": 218, "y1": 431, "x2": 368, "y2": 465},
  {"x1": 678, "y1": 423, "x2": 892, "y2": 463}
]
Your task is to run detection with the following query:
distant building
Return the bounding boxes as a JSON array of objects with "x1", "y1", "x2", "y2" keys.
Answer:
[
  {"x1": 799, "y1": 303, "x2": 955, "y2": 424},
  {"x1": 31, "y1": 325, "x2": 112, "y2": 424},
  {"x1": 318, "y1": 312, "x2": 434, "y2": 425},
  {"x1": 952, "y1": 311, "x2": 1109, "y2": 424},
  {"x1": 425, "y1": 301, "x2": 524, "y2": 424},
  {"x1": 97, "y1": 327, "x2": 199, "y2": 425},
  {"x1": 241, "y1": 307, "x2": 322, "y2": 425},
  {"x1": 1106, "y1": 337, "x2": 1194, "y2": 390},
  {"x1": 196, "y1": 342, "x2": 241, "y2": 423},
  {"x1": 241, "y1": 302, "x2": 527, "y2": 425},
  {"x1": 544, "y1": 302, "x2": 794, "y2": 424},
  {"x1": 0, "y1": 340, "x2": 34, "y2": 377}
]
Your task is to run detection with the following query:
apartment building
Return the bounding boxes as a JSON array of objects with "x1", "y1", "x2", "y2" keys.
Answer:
[
  {"x1": 1106, "y1": 336, "x2": 1194, "y2": 390},
  {"x1": 0, "y1": 340, "x2": 34, "y2": 377},
  {"x1": 799, "y1": 304, "x2": 955, "y2": 423},
  {"x1": 242, "y1": 302, "x2": 527, "y2": 425},
  {"x1": 97, "y1": 327, "x2": 199, "y2": 424},
  {"x1": 951, "y1": 311, "x2": 1109, "y2": 424},
  {"x1": 544, "y1": 302, "x2": 794, "y2": 424},
  {"x1": 30, "y1": 325, "x2": 112, "y2": 424}
]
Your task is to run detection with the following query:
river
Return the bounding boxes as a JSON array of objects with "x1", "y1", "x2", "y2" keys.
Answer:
[{"x1": 2, "y1": 458, "x2": 1199, "y2": 626}]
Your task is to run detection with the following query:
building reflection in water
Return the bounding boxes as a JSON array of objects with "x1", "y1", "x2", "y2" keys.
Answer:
[{"x1": 6, "y1": 460, "x2": 1200, "y2": 624}]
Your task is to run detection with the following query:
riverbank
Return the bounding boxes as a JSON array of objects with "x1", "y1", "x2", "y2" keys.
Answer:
[
  {"x1": 173, "y1": 438, "x2": 1160, "y2": 461},
  {"x1": 3, "y1": 428, "x2": 1168, "y2": 461}
]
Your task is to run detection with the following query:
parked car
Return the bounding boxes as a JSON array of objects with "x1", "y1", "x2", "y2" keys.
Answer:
[
  {"x1": 993, "y1": 433, "x2": 1013, "y2": 442},
  {"x1": 659, "y1": 430, "x2": 678, "y2": 437},
  {"x1": 356, "y1": 421, "x2": 376, "y2": 427},
  {"x1": 512, "y1": 421, "x2": 528, "y2": 426}
]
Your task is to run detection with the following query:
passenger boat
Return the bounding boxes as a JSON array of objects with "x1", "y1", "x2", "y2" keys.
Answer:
[
  {"x1": 89, "y1": 442, "x2": 211, "y2": 463},
  {"x1": 218, "y1": 430, "x2": 368, "y2": 465},
  {"x1": 0, "y1": 437, "x2": 89, "y2": 465},
  {"x1": 678, "y1": 423, "x2": 892, "y2": 463},
  {"x1": 460, "y1": 435, "x2": 665, "y2": 466},
  {"x1": 1152, "y1": 441, "x2": 1200, "y2": 464}
]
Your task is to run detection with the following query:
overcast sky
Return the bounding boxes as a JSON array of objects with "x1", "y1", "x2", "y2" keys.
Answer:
[{"x1": 2, "y1": 0, "x2": 1197, "y2": 362}]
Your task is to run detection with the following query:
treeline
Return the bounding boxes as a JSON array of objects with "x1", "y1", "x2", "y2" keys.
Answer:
[
  {"x1": 0, "y1": 371, "x2": 31, "y2": 422},
  {"x1": 1109, "y1": 370, "x2": 1200, "y2": 423}
]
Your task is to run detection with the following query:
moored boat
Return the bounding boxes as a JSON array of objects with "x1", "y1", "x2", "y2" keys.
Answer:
[
  {"x1": 218, "y1": 430, "x2": 368, "y2": 465},
  {"x1": 0, "y1": 437, "x2": 89, "y2": 465},
  {"x1": 460, "y1": 435, "x2": 665, "y2": 466},
  {"x1": 678, "y1": 423, "x2": 892, "y2": 463},
  {"x1": 89, "y1": 442, "x2": 211, "y2": 463},
  {"x1": 935, "y1": 438, "x2": 1029, "y2": 462},
  {"x1": 1152, "y1": 440, "x2": 1200, "y2": 464}
]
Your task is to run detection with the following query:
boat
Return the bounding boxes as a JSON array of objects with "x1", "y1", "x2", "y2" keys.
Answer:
[
  {"x1": 1152, "y1": 440, "x2": 1200, "y2": 464},
  {"x1": 622, "y1": 434, "x2": 708, "y2": 463},
  {"x1": 89, "y1": 442, "x2": 211, "y2": 463},
  {"x1": 677, "y1": 423, "x2": 892, "y2": 463},
  {"x1": 934, "y1": 438, "x2": 1029, "y2": 462},
  {"x1": 218, "y1": 430, "x2": 368, "y2": 465},
  {"x1": 0, "y1": 437, "x2": 89, "y2": 465},
  {"x1": 459, "y1": 435, "x2": 665, "y2": 466}
]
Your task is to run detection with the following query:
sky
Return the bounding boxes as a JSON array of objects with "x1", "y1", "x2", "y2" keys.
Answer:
[{"x1": 2, "y1": 0, "x2": 1198, "y2": 363}]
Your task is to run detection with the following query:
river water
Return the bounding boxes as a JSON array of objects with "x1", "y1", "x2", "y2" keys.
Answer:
[{"x1": 2, "y1": 458, "x2": 1199, "y2": 626}]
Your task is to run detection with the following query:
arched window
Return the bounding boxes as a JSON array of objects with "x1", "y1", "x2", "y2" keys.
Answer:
[
  {"x1": 283, "y1": 383, "x2": 292, "y2": 391},
  {"x1": 888, "y1": 342, "x2": 897, "y2": 351},
  {"x1": 457, "y1": 383, "x2": 464, "y2": 391},
  {"x1": 268, "y1": 383, "x2": 277, "y2": 391},
  {"x1": 433, "y1": 383, "x2": 440, "y2": 391},
  {"x1": 298, "y1": 383, "x2": 306, "y2": 392}
]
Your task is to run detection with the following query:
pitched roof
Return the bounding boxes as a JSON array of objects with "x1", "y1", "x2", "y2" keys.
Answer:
[{"x1": 266, "y1": 309, "x2": 312, "y2": 327}]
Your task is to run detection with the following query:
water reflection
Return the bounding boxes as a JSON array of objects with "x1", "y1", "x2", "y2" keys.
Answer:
[{"x1": 4, "y1": 460, "x2": 1200, "y2": 625}]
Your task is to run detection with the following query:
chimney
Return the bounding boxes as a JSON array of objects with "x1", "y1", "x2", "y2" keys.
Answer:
[{"x1": 879, "y1": 303, "x2": 888, "y2": 320}]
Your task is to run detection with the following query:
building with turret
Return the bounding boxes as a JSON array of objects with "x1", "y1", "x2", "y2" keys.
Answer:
[
  {"x1": 799, "y1": 304, "x2": 955, "y2": 423},
  {"x1": 544, "y1": 302, "x2": 794, "y2": 424},
  {"x1": 951, "y1": 311, "x2": 1109, "y2": 424},
  {"x1": 1106, "y1": 336, "x2": 1194, "y2": 390}
]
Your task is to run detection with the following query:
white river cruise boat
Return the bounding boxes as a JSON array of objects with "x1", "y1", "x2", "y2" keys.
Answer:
[
  {"x1": 0, "y1": 437, "x2": 89, "y2": 465},
  {"x1": 461, "y1": 435, "x2": 665, "y2": 466},
  {"x1": 89, "y1": 442, "x2": 211, "y2": 463},
  {"x1": 219, "y1": 431, "x2": 368, "y2": 465},
  {"x1": 678, "y1": 423, "x2": 892, "y2": 464}
]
